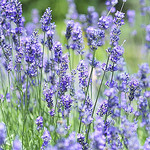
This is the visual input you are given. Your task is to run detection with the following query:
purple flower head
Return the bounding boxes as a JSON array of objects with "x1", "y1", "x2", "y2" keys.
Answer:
[
  {"x1": 127, "y1": 10, "x2": 135, "y2": 26},
  {"x1": 77, "y1": 134, "x2": 88, "y2": 150},
  {"x1": 60, "y1": 95, "x2": 73, "y2": 114},
  {"x1": 25, "y1": 31, "x2": 41, "y2": 64},
  {"x1": 104, "y1": 88, "x2": 116, "y2": 98},
  {"x1": 3, "y1": 0, "x2": 24, "y2": 31},
  {"x1": 79, "y1": 14, "x2": 87, "y2": 24},
  {"x1": 12, "y1": 137, "x2": 22, "y2": 150},
  {"x1": 70, "y1": 22, "x2": 83, "y2": 54},
  {"x1": 36, "y1": 116, "x2": 43, "y2": 131},
  {"x1": 144, "y1": 137, "x2": 150, "y2": 150},
  {"x1": 55, "y1": 132, "x2": 82, "y2": 150},
  {"x1": 43, "y1": 85, "x2": 54, "y2": 108},
  {"x1": 2, "y1": 44, "x2": 12, "y2": 72},
  {"x1": 110, "y1": 25, "x2": 121, "y2": 46},
  {"x1": 58, "y1": 75, "x2": 71, "y2": 96},
  {"x1": 77, "y1": 60, "x2": 88, "y2": 88},
  {"x1": 116, "y1": 72, "x2": 129, "y2": 91},
  {"x1": 41, "y1": 7, "x2": 52, "y2": 32},
  {"x1": 129, "y1": 78, "x2": 139, "y2": 101},
  {"x1": 97, "y1": 100, "x2": 108, "y2": 117},
  {"x1": 128, "y1": 134, "x2": 141, "y2": 150},
  {"x1": 129, "y1": 78, "x2": 139, "y2": 89},
  {"x1": 115, "y1": 11, "x2": 125, "y2": 20},
  {"x1": 58, "y1": 54, "x2": 69, "y2": 76},
  {"x1": 41, "y1": 129, "x2": 51, "y2": 150},
  {"x1": 26, "y1": 22, "x2": 37, "y2": 36},
  {"x1": 139, "y1": 63, "x2": 150, "y2": 74},
  {"x1": 114, "y1": 11, "x2": 125, "y2": 26},
  {"x1": 144, "y1": 91, "x2": 150, "y2": 98},
  {"x1": 79, "y1": 102, "x2": 93, "y2": 125},
  {"x1": 86, "y1": 27, "x2": 105, "y2": 50},
  {"x1": 0, "y1": 122, "x2": 6, "y2": 145},
  {"x1": 66, "y1": 0, "x2": 78, "y2": 20},
  {"x1": 109, "y1": 45, "x2": 124, "y2": 63},
  {"x1": 98, "y1": 16, "x2": 110, "y2": 30},
  {"x1": 86, "y1": 26, "x2": 98, "y2": 50},
  {"x1": 65, "y1": 20, "x2": 74, "y2": 40},
  {"x1": 46, "y1": 22, "x2": 56, "y2": 51},
  {"x1": 31, "y1": 9, "x2": 39, "y2": 24},
  {"x1": 25, "y1": 31, "x2": 42, "y2": 77},
  {"x1": 106, "y1": 125, "x2": 123, "y2": 149},
  {"x1": 49, "y1": 109, "x2": 55, "y2": 116},
  {"x1": 140, "y1": 0, "x2": 145, "y2": 6},
  {"x1": 138, "y1": 96, "x2": 148, "y2": 115},
  {"x1": 111, "y1": 0, "x2": 118, "y2": 5},
  {"x1": 105, "y1": 0, "x2": 118, "y2": 13},
  {"x1": 87, "y1": 6, "x2": 99, "y2": 27},
  {"x1": 90, "y1": 117, "x2": 106, "y2": 150},
  {"x1": 53, "y1": 41, "x2": 63, "y2": 64},
  {"x1": 137, "y1": 63, "x2": 150, "y2": 88}
]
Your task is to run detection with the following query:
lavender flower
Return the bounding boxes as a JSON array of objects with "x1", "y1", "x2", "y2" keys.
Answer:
[
  {"x1": 87, "y1": 6, "x2": 99, "y2": 27},
  {"x1": 56, "y1": 132, "x2": 82, "y2": 150},
  {"x1": 90, "y1": 117, "x2": 106, "y2": 150},
  {"x1": 43, "y1": 85, "x2": 54, "y2": 108},
  {"x1": 65, "y1": 20, "x2": 74, "y2": 40},
  {"x1": 107, "y1": 125, "x2": 123, "y2": 149},
  {"x1": 12, "y1": 137, "x2": 22, "y2": 150},
  {"x1": 109, "y1": 11, "x2": 125, "y2": 46},
  {"x1": 137, "y1": 63, "x2": 150, "y2": 89},
  {"x1": 25, "y1": 31, "x2": 42, "y2": 77},
  {"x1": 77, "y1": 60, "x2": 88, "y2": 88},
  {"x1": 0, "y1": 122, "x2": 6, "y2": 146},
  {"x1": 129, "y1": 78, "x2": 139, "y2": 101},
  {"x1": 127, "y1": 10, "x2": 135, "y2": 26},
  {"x1": 109, "y1": 45, "x2": 124, "y2": 63},
  {"x1": 98, "y1": 16, "x2": 110, "y2": 30},
  {"x1": 86, "y1": 26, "x2": 105, "y2": 50},
  {"x1": 60, "y1": 95, "x2": 73, "y2": 116},
  {"x1": 46, "y1": 22, "x2": 56, "y2": 51},
  {"x1": 53, "y1": 41, "x2": 63, "y2": 64},
  {"x1": 145, "y1": 25, "x2": 150, "y2": 51},
  {"x1": 41, "y1": 129, "x2": 51, "y2": 150},
  {"x1": 105, "y1": 0, "x2": 118, "y2": 13},
  {"x1": 36, "y1": 116, "x2": 43, "y2": 131},
  {"x1": 77, "y1": 134, "x2": 88, "y2": 150},
  {"x1": 41, "y1": 7, "x2": 52, "y2": 32},
  {"x1": 144, "y1": 137, "x2": 150, "y2": 150},
  {"x1": 66, "y1": 0, "x2": 78, "y2": 20},
  {"x1": 31, "y1": 9, "x2": 39, "y2": 24},
  {"x1": 58, "y1": 75, "x2": 71, "y2": 96},
  {"x1": 70, "y1": 22, "x2": 83, "y2": 54},
  {"x1": 114, "y1": 11, "x2": 125, "y2": 27},
  {"x1": 57, "y1": 54, "x2": 69, "y2": 76}
]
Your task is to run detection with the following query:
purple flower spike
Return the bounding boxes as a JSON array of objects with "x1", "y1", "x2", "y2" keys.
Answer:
[{"x1": 36, "y1": 116, "x2": 43, "y2": 131}]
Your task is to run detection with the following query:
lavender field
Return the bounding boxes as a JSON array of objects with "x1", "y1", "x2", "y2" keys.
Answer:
[{"x1": 0, "y1": 0, "x2": 150, "y2": 149}]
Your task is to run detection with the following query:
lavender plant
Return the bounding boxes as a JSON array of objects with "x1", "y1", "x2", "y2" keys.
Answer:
[{"x1": 0, "y1": 0, "x2": 150, "y2": 150}]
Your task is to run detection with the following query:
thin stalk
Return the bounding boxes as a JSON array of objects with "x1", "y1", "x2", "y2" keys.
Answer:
[
  {"x1": 78, "y1": 50, "x2": 96, "y2": 133},
  {"x1": 39, "y1": 33, "x2": 45, "y2": 115},
  {"x1": 92, "y1": 55, "x2": 110, "y2": 117},
  {"x1": 86, "y1": 55, "x2": 110, "y2": 142},
  {"x1": 67, "y1": 40, "x2": 72, "y2": 71}
]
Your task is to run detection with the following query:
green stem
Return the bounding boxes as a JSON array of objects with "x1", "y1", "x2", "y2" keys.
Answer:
[
  {"x1": 39, "y1": 33, "x2": 45, "y2": 115},
  {"x1": 78, "y1": 50, "x2": 96, "y2": 133},
  {"x1": 86, "y1": 55, "x2": 110, "y2": 142},
  {"x1": 67, "y1": 40, "x2": 72, "y2": 71}
]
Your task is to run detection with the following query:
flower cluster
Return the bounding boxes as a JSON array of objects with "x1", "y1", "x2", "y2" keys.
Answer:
[{"x1": 0, "y1": 0, "x2": 150, "y2": 150}]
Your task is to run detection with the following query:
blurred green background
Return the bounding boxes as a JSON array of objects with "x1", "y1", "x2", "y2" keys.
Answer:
[
  {"x1": 20, "y1": 0, "x2": 137, "y2": 23},
  {"x1": 20, "y1": 0, "x2": 150, "y2": 73}
]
